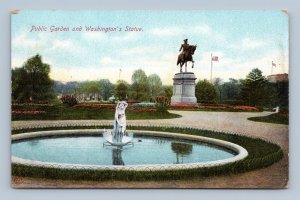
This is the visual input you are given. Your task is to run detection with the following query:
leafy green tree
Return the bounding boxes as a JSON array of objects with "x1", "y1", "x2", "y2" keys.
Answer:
[
  {"x1": 130, "y1": 69, "x2": 149, "y2": 101},
  {"x1": 115, "y1": 80, "x2": 128, "y2": 101},
  {"x1": 12, "y1": 54, "x2": 54, "y2": 101},
  {"x1": 240, "y1": 68, "x2": 268, "y2": 107},
  {"x1": 213, "y1": 77, "x2": 223, "y2": 102},
  {"x1": 99, "y1": 79, "x2": 114, "y2": 100},
  {"x1": 159, "y1": 85, "x2": 173, "y2": 100},
  {"x1": 195, "y1": 79, "x2": 218, "y2": 104},
  {"x1": 53, "y1": 81, "x2": 78, "y2": 95},
  {"x1": 265, "y1": 81, "x2": 289, "y2": 108},
  {"x1": 76, "y1": 81, "x2": 100, "y2": 93},
  {"x1": 222, "y1": 78, "x2": 241, "y2": 100},
  {"x1": 147, "y1": 74, "x2": 162, "y2": 97}
]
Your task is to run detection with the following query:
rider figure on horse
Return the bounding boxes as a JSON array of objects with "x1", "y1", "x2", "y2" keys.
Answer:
[
  {"x1": 179, "y1": 39, "x2": 194, "y2": 63},
  {"x1": 177, "y1": 38, "x2": 196, "y2": 72}
]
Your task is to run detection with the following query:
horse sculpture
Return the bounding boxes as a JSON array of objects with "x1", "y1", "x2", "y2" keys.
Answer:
[{"x1": 177, "y1": 45, "x2": 197, "y2": 72}]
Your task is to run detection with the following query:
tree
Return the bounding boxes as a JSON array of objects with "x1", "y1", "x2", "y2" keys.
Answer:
[
  {"x1": 240, "y1": 68, "x2": 268, "y2": 107},
  {"x1": 12, "y1": 54, "x2": 54, "y2": 101},
  {"x1": 12, "y1": 68, "x2": 30, "y2": 101},
  {"x1": 195, "y1": 79, "x2": 218, "y2": 104},
  {"x1": 115, "y1": 80, "x2": 129, "y2": 101},
  {"x1": 99, "y1": 79, "x2": 114, "y2": 100},
  {"x1": 53, "y1": 81, "x2": 78, "y2": 95},
  {"x1": 130, "y1": 69, "x2": 149, "y2": 101},
  {"x1": 222, "y1": 78, "x2": 241, "y2": 100},
  {"x1": 147, "y1": 74, "x2": 162, "y2": 97},
  {"x1": 159, "y1": 85, "x2": 173, "y2": 100},
  {"x1": 213, "y1": 77, "x2": 223, "y2": 102},
  {"x1": 77, "y1": 81, "x2": 100, "y2": 93},
  {"x1": 265, "y1": 81, "x2": 289, "y2": 109},
  {"x1": 75, "y1": 81, "x2": 100, "y2": 101}
]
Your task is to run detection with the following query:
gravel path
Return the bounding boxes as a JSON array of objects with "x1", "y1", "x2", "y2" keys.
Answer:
[{"x1": 11, "y1": 111, "x2": 289, "y2": 188}]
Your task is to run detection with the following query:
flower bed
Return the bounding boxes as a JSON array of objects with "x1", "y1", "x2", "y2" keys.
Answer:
[
  {"x1": 171, "y1": 103, "x2": 258, "y2": 112},
  {"x1": 233, "y1": 106, "x2": 258, "y2": 111},
  {"x1": 12, "y1": 100, "x2": 49, "y2": 106},
  {"x1": 74, "y1": 104, "x2": 115, "y2": 109},
  {"x1": 12, "y1": 110, "x2": 46, "y2": 115},
  {"x1": 171, "y1": 103, "x2": 198, "y2": 108},
  {"x1": 75, "y1": 103, "x2": 156, "y2": 112}
]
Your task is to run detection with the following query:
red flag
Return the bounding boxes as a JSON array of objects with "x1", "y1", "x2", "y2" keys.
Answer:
[{"x1": 212, "y1": 56, "x2": 219, "y2": 62}]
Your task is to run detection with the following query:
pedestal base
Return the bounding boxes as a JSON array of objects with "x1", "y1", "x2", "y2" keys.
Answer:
[
  {"x1": 103, "y1": 131, "x2": 133, "y2": 147},
  {"x1": 171, "y1": 72, "x2": 197, "y2": 106}
]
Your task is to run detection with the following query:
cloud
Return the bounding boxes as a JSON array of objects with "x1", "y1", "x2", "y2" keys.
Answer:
[
  {"x1": 50, "y1": 65, "x2": 131, "y2": 84},
  {"x1": 12, "y1": 33, "x2": 36, "y2": 49},
  {"x1": 241, "y1": 38, "x2": 267, "y2": 49},
  {"x1": 193, "y1": 24, "x2": 211, "y2": 34},
  {"x1": 150, "y1": 27, "x2": 181, "y2": 36},
  {"x1": 110, "y1": 32, "x2": 138, "y2": 41},
  {"x1": 195, "y1": 50, "x2": 288, "y2": 82},
  {"x1": 120, "y1": 46, "x2": 159, "y2": 56},
  {"x1": 99, "y1": 57, "x2": 121, "y2": 65},
  {"x1": 48, "y1": 39, "x2": 74, "y2": 51},
  {"x1": 82, "y1": 31, "x2": 106, "y2": 41},
  {"x1": 149, "y1": 24, "x2": 211, "y2": 37},
  {"x1": 82, "y1": 31, "x2": 138, "y2": 42}
]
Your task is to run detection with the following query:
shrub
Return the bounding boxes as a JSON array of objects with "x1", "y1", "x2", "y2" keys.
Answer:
[
  {"x1": 154, "y1": 96, "x2": 170, "y2": 112},
  {"x1": 60, "y1": 95, "x2": 78, "y2": 106}
]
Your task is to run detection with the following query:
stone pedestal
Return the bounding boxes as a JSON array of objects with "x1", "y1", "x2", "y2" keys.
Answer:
[{"x1": 171, "y1": 72, "x2": 197, "y2": 106}]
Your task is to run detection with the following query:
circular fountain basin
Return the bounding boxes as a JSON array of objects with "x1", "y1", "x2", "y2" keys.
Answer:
[{"x1": 11, "y1": 129, "x2": 248, "y2": 171}]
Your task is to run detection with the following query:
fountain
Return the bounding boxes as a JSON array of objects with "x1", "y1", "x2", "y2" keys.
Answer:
[
  {"x1": 11, "y1": 100, "x2": 250, "y2": 171},
  {"x1": 103, "y1": 101, "x2": 133, "y2": 147}
]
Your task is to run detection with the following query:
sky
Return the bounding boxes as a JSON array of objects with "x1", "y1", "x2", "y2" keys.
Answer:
[{"x1": 11, "y1": 10, "x2": 289, "y2": 85}]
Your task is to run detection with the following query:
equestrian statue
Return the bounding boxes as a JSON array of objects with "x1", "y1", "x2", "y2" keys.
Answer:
[{"x1": 177, "y1": 39, "x2": 197, "y2": 72}]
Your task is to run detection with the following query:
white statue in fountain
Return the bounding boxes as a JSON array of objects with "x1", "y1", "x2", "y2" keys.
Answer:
[
  {"x1": 103, "y1": 101, "x2": 133, "y2": 146},
  {"x1": 113, "y1": 101, "x2": 128, "y2": 142}
]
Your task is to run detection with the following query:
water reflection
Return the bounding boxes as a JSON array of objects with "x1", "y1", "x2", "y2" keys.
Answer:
[
  {"x1": 112, "y1": 148, "x2": 124, "y2": 165},
  {"x1": 28, "y1": 140, "x2": 39, "y2": 146},
  {"x1": 154, "y1": 139, "x2": 167, "y2": 145},
  {"x1": 171, "y1": 142, "x2": 193, "y2": 164}
]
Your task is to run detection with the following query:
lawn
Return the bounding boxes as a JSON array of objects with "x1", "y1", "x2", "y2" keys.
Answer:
[
  {"x1": 11, "y1": 104, "x2": 181, "y2": 121},
  {"x1": 248, "y1": 113, "x2": 288, "y2": 125}
]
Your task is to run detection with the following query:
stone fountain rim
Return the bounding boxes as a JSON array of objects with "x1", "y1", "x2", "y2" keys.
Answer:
[{"x1": 11, "y1": 129, "x2": 248, "y2": 171}]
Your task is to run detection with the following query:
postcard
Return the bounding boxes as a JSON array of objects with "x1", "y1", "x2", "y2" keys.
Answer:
[{"x1": 11, "y1": 10, "x2": 289, "y2": 188}]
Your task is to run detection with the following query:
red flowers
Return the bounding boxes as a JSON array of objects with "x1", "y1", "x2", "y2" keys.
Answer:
[
  {"x1": 171, "y1": 103, "x2": 198, "y2": 108},
  {"x1": 75, "y1": 104, "x2": 115, "y2": 109},
  {"x1": 12, "y1": 100, "x2": 49, "y2": 106},
  {"x1": 12, "y1": 110, "x2": 46, "y2": 115},
  {"x1": 233, "y1": 106, "x2": 258, "y2": 111},
  {"x1": 171, "y1": 103, "x2": 258, "y2": 112},
  {"x1": 75, "y1": 103, "x2": 156, "y2": 112}
]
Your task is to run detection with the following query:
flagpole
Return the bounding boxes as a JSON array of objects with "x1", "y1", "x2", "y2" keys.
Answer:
[{"x1": 210, "y1": 53, "x2": 213, "y2": 83}]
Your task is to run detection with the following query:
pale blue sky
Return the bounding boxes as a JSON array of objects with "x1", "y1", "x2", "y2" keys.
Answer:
[{"x1": 12, "y1": 10, "x2": 289, "y2": 84}]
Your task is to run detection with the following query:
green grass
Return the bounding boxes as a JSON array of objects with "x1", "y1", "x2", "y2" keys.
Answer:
[
  {"x1": 248, "y1": 113, "x2": 289, "y2": 125},
  {"x1": 11, "y1": 104, "x2": 181, "y2": 121},
  {"x1": 12, "y1": 125, "x2": 284, "y2": 181}
]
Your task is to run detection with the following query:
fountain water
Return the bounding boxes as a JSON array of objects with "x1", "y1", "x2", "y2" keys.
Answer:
[{"x1": 103, "y1": 101, "x2": 133, "y2": 147}]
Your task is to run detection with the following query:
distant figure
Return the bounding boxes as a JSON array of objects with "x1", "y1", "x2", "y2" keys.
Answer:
[
  {"x1": 113, "y1": 101, "x2": 128, "y2": 143},
  {"x1": 275, "y1": 106, "x2": 280, "y2": 113}
]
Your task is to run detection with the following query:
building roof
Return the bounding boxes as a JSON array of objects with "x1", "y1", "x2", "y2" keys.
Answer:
[{"x1": 267, "y1": 73, "x2": 289, "y2": 82}]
